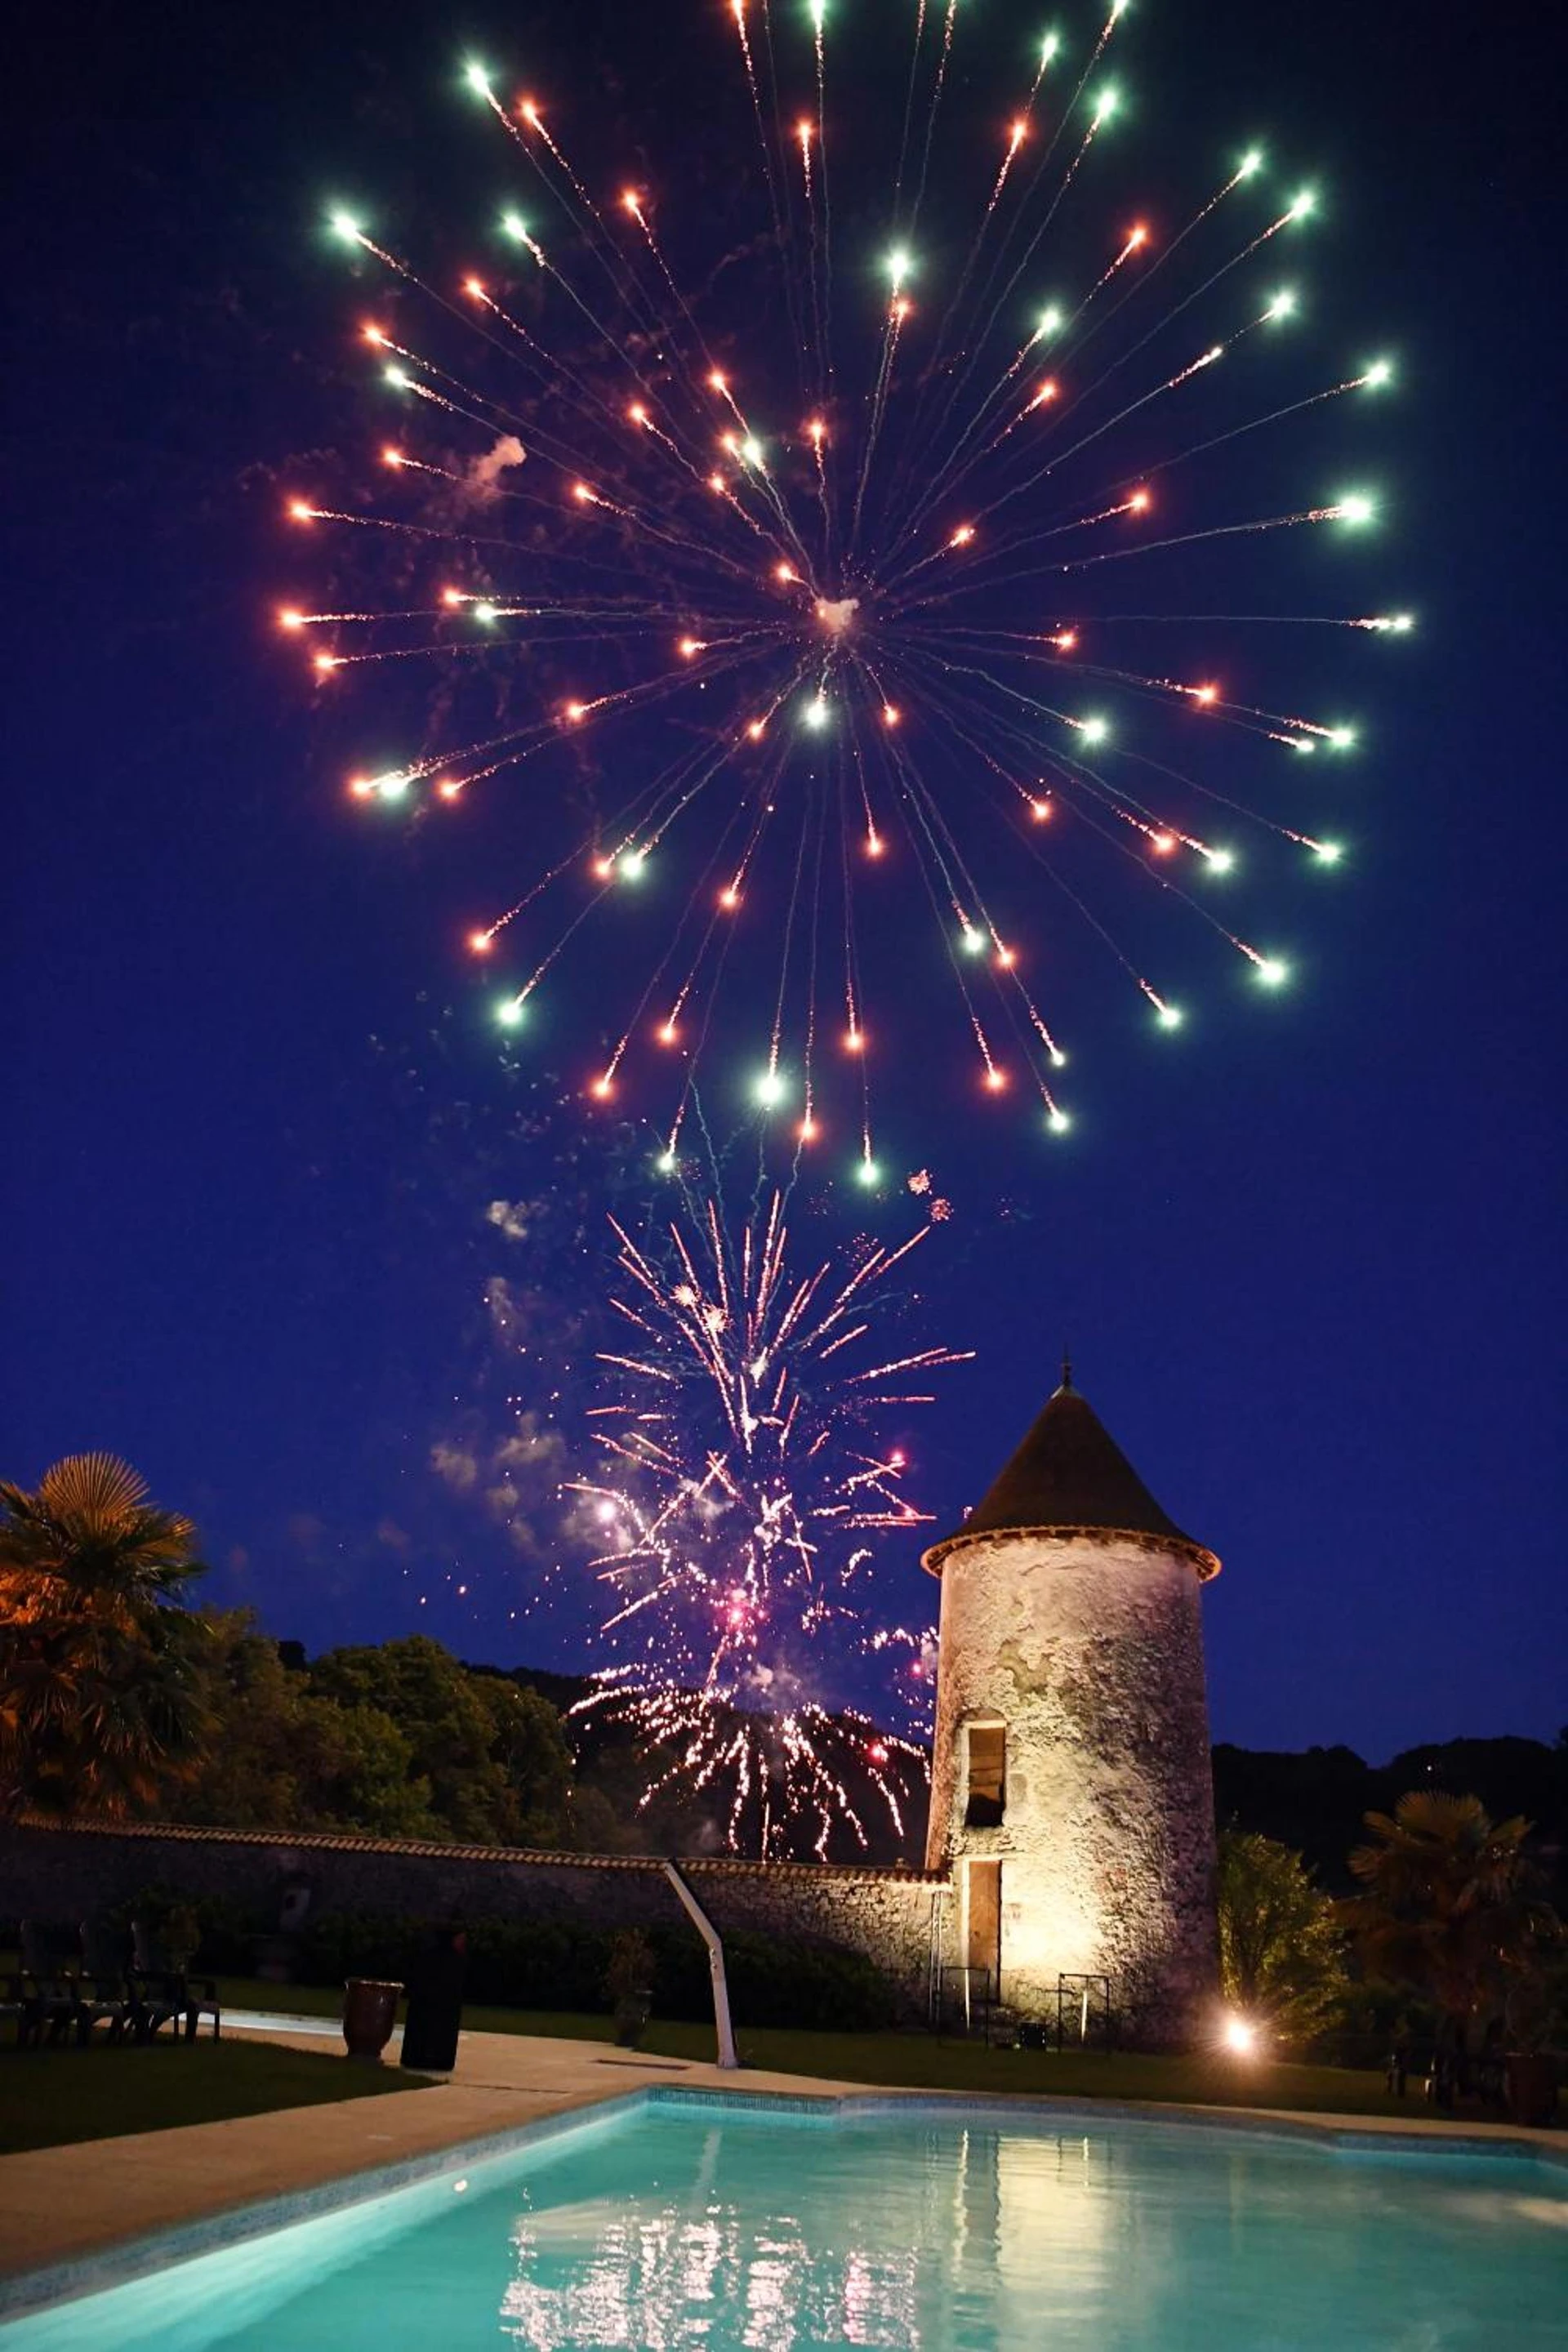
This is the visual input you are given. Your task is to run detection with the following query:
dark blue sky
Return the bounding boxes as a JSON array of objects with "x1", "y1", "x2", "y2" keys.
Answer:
[{"x1": 7, "y1": 0, "x2": 1564, "y2": 1761}]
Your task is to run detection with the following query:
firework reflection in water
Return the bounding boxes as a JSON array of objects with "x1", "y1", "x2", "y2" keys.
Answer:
[{"x1": 568, "y1": 1186, "x2": 967, "y2": 1856}]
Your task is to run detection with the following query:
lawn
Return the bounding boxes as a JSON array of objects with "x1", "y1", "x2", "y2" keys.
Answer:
[
  {"x1": 216, "y1": 1976, "x2": 1446, "y2": 2118},
  {"x1": 4, "y1": 1981, "x2": 1545, "y2": 2155},
  {"x1": 0, "y1": 2037, "x2": 427, "y2": 2156}
]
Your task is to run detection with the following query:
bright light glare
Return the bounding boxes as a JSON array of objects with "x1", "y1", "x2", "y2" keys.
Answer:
[
  {"x1": 495, "y1": 999, "x2": 525, "y2": 1027},
  {"x1": 1222, "y1": 2014, "x2": 1258, "y2": 2056}
]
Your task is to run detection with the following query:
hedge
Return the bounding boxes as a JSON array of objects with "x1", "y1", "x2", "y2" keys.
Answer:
[
  {"x1": 42, "y1": 1883, "x2": 901, "y2": 2032},
  {"x1": 292, "y1": 1909, "x2": 898, "y2": 2030}
]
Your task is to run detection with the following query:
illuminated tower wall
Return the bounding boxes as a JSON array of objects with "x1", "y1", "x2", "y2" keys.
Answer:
[{"x1": 924, "y1": 1369, "x2": 1220, "y2": 2048}]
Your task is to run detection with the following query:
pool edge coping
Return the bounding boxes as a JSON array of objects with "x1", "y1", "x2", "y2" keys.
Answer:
[
  {"x1": 1, "y1": 2079, "x2": 1562, "y2": 2326},
  {"x1": 646, "y1": 2082, "x2": 1568, "y2": 2165}
]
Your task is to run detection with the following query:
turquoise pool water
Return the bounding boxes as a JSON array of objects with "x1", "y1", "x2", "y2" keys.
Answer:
[{"x1": 5, "y1": 2096, "x2": 1566, "y2": 2350}]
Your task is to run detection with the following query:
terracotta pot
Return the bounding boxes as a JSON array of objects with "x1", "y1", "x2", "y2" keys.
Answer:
[
  {"x1": 1504, "y1": 2051, "x2": 1560, "y2": 2128},
  {"x1": 342, "y1": 1977, "x2": 402, "y2": 2063}
]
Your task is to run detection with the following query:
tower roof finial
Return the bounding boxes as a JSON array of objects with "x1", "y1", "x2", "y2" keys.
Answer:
[{"x1": 921, "y1": 1356, "x2": 1220, "y2": 1579}]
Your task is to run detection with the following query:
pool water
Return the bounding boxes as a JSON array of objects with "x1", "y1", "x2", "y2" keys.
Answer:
[{"x1": 5, "y1": 2096, "x2": 1566, "y2": 2350}]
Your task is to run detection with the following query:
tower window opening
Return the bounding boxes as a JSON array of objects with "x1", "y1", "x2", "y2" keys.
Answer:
[{"x1": 964, "y1": 1722, "x2": 1006, "y2": 1827}]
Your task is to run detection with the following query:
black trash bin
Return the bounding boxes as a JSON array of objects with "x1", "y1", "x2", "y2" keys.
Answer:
[{"x1": 400, "y1": 1919, "x2": 467, "y2": 2073}]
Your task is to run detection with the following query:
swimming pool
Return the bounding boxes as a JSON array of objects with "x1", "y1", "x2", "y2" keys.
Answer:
[{"x1": 4, "y1": 2092, "x2": 1565, "y2": 2350}]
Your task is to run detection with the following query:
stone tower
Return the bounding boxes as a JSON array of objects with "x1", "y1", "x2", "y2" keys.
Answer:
[{"x1": 923, "y1": 1364, "x2": 1220, "y2": 2047}]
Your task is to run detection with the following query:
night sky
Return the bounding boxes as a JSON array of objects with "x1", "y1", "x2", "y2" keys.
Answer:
[{"x1": 7, "y1": 0, "x2": 1564, "y2": 1763}]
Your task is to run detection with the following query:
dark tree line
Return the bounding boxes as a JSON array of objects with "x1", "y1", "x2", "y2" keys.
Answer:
[{"x1": 1214, "y1": 1736, "x2": 1568, "y2": 1903}]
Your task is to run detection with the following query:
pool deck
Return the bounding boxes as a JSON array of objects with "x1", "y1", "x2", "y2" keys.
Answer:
[{"x1": 1, "y1": 2019, "x2": 1561, "y2": 2302}]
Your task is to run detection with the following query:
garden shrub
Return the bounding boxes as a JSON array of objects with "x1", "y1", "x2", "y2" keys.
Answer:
[
  {"x1": 721, "y1": 1931, "x2": 898, "y2": 2031},
  {"x1": 107, "y1": 1882, "x2": 265, "y2": 1972}
]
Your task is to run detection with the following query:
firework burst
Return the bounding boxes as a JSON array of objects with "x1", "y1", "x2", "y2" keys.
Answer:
[
  {"x1": 281, "y1": 1, "x2": 1405, "y2": 1174},
  {"x1": 566, "y1": 1189, "x2": 964, "y2": 1856}
]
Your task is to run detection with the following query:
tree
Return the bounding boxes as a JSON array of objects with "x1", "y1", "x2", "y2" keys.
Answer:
[
  {"x1": 308, "y1": 1637, "x2": 573, "y2": 1846},
  {"x1": 178, "y1": 1615, "x2": 439, "y2": 1838},
  {"x1": 1341, "y1": 1791, "x2": 1559, "y2": 2042},
  {"x1": 0, "y1": 1454, "x2": 210, "y2": 1818},
  {"x1": 467, "y1": 1671, "x2": 575, "y2": 1846},
  {"x1": 1216, "y1": 1829, "x2": 1350, "y2": 2050}
]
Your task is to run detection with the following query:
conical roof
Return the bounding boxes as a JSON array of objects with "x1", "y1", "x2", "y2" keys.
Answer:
[{"x1": 923, "y1": 1368, "x2": 1218, "y2": 1578}]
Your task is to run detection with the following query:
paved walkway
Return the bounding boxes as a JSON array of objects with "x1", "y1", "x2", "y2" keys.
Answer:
[{"x1": 1, "y1": 2020, "x2": 1560, "y2": 2294}]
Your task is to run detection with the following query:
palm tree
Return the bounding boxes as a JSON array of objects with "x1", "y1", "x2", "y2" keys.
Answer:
[
  {"x1": 1341, "y1": 1791, "x2": 1558, "y2": 2060},
  {"x1": 0, "y1": 1454, "x2": 211, "y2": 1818}
]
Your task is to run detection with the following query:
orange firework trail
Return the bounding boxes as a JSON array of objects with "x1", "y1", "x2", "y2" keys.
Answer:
[{"x1": 283, "y1": 10, "x2": 1405, "y2": 1172}]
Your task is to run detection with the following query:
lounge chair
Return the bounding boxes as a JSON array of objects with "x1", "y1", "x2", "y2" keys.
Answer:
[
  {"x1": 77, "y1": 1920, "x2": 136, "y2": 2045},
  {"x1": 1, "y1": 1968, "x2": 36, "y2": 2047},
  {"x1": 128, "y1": 1921, "x2": 221, "y2": 2042},
  {"x1": 18, "y1": 1922, "x2": 90, "y2": 2047}
]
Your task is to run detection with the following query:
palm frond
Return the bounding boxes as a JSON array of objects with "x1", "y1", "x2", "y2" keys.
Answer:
[
  {"x1": 38, "y1": 1453, "x2": 149, "y2": 1525},
  {"x1": 1392, "y1": 1789, "x2": 1490, "y2": 1842}
]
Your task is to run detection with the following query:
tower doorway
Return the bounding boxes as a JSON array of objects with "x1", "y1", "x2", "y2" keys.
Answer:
[{"x1": 965, "y1": 1859, "x2": 1002, "y2": 1993}]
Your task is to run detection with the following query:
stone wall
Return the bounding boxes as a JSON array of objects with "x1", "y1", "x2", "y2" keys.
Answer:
[
  {"x1": 0, "y1": 1820, "x2": 947, "y2": 2016},
  {"x1": 926, "y1": 1527, "x2": 1218, "y2": 2047}
]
